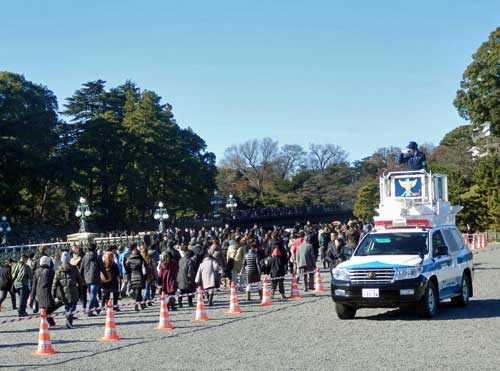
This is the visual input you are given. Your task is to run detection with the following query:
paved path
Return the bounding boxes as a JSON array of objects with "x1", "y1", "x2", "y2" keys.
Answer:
[{"x1": 1, "y1": 244, "x2": 499, "y2": 370}]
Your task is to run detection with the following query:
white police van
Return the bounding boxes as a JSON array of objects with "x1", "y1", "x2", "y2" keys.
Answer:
[{"x1": 331, "y1": 171, "x2": 473, "y2": 319}]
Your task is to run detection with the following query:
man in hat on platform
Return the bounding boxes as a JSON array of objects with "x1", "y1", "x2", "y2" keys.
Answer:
[{"x1": 398, "y1": 141, "x2": 428, "y2": 171}]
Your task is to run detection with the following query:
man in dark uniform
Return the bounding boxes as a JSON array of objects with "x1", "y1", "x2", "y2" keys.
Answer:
[{"x1": 398, "y1": 141, "x2": 428, "y2": 171}]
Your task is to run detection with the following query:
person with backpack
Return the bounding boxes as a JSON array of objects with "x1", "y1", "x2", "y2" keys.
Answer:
[
  {"x1": 100, "y1": 251, "x2": 120, "y2": 311},
  {"x1": 52, "y1": 252, "x2": 83, "y2": 328}
]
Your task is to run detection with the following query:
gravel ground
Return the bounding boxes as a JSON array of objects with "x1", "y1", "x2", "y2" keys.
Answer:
[{"x1": 1, "y1": 243, "x2": 500, "y2": 371}]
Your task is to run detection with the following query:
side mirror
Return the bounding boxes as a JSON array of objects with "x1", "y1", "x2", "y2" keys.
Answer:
[{"x1": 435, "y1": 245, "x2": 448, "y2": 257}]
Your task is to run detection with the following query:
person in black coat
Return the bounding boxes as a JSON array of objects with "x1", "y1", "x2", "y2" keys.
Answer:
[
  {"x1": 241, "y1": 242, "x2": 262, "y2": 301},
  {"x1": 29, "y1": 256, "x2": 56, "y2": 326},
  {"x1": 80, "y1": 244, "x2": 106, "y2": 317},
  {"x1": 177, "y1": 250, "x2": 196, "y2": 307},
  {"x1": 0, "y1": 261, "x2": 13, "y2": 310},
  {"x1": 126, "y1": 244, "x2": 146, "y2": 311},
  {"x1": 270, "y1": 246, "x2": 287, "y2": 299},
  {"x1": 100, "y1": 252, "x2": 121, "y2": 311}
]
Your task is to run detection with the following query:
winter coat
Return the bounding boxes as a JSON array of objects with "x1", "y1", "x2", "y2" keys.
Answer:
[
  {"x1": 270, "y1": 255, "x2": 286, "y2": 278},
  {"x1": 30, "y1": 265, "x2": 55, "y2": 309},
  {"x1": 126, "y1": 252, "x2": 145, "y2": 290},
  {"x1": 101, "y1": 262, "x2": 120, "y2": 291},
  {"x1": 242, "y1": 250, "x2": 261, "y2": 284},
  {"x1": 52, "y1": 263, "x2": 83, "y2": 304},
  {"x1": 158, "y1": 261, "x2": 179, "y2": 294},
  {"x1": 11, "y1": 261, "x2": 32, "y2": 289},
  {"x1": 80, "y1": 251, "x2": 105, "y2": 285},
  {"x1": 0, "y1": 265, "x2": 12, "y2": 290},
  {"x1": 195, "y1": 256, "x2": 222, "y2": 289},
  {"x1": 208, "y1": 244, "x2": 225, "y2": 270},
  {"x1": 143, "y1": 255, "x2": 157, "y2": 284},
  {"x1": 177, "y1": 254, "x2": 196, "y2": 291},
  {"x1": 296, "y1": 241, "x2": 316, "y2": 269},
  {"x1": 226, "y1": 243, "x2": 244, "y2": 273}
]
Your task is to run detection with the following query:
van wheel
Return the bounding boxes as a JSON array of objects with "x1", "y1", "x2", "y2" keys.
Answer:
[
  {"x1": 335, "y1": 303, "x2": 357, "y2": 319},
  {"x1": 451, "y1": 274, "x2": 470, "y2": 307},
  {"x1": 417, "y1": 280, "x2": 438, "y2": 318}
]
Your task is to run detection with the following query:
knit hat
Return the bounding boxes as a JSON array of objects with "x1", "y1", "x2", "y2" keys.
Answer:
[
  {"x1": 61, "y1": 251, "x2": 71, "y2": 264},
  {"x1": 40, "y1": 256, "x2": 51, "y2": 266}
]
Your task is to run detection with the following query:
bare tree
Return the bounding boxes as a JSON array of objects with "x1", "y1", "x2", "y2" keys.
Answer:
[
  {"x1": 221, "y1": 138, "x2": 280, "y2": 196},
  {"x1": 276, "y1": 144, "x2": 306, "y2": 179},
  {"x1": 307, "y1": 143, "x2": 348, "y2": 172}
]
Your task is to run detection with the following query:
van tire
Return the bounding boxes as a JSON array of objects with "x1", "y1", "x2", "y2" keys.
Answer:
[
  {"x1": 451, "y1": 274, "x2": 470, "y2": 307},
  {"x1": 335, "y1": 303, "x2": 357, "y2": 319},
  {"x1": 417, "y1": 280, "x2": 438, "y2": 318}
]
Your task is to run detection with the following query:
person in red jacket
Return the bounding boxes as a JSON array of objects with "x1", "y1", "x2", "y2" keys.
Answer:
[{"x1": 158, "y1": 252, "x2": 179, "y2": 311}]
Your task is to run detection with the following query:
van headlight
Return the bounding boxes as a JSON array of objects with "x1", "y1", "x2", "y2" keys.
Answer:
[
  {"x1": 393, "y1": 266, "x2": 422, "y2": 281},
  {"x1": 332, "y1": 268, "x2": 350, "y2": 281}
]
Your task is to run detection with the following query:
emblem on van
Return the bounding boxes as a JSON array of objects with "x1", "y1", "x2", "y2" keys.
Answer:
[{"x1": 368, "y1": 272, "x2": 377, "y2": 279}]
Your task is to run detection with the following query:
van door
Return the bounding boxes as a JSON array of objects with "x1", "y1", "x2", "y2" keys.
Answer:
[{"x1": 431, "y1": 229, "x2": 454, "y2": 298}]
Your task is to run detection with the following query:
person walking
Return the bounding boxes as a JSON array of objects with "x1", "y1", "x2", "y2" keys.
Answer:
[
  {"x1": 177, "y1": 249, "x2": 196, "y2": 308},
  {"x1": 226, "y1": 236, "x2": 245, "y2": 290},
  {"x1": 158, "y1": 251, "x2": 179, "y2": 310},
  {"x1": 241, "y1": 242, "x2": 262, "y2": 301},
  {"x1": 142, "y1": 246, "x2": 157, "y2": 306},
  {"x1": 52, "y1": 252, "x2": 83, "y2": 328},
  {"x1": 126, "y1": 244, "x2": 146, "y2": 311},
  {"x1": 195, "y1": 254, "x2": 223, "y2": 306},
  {"x1": 29, "y1": 256, "x2": 56, "y2": 326},
  {"x1": 100, "y1": 251, "x2": 120, "y2": 311},
  {"x1": 0, "y1": 260, "x2": 13, "y2": 311},
  {"x1": 296, "y1": 235, "x2": 316, "y2": 291},
  {"x1": 11, "y1": 255, "x2": 32, "y2": 317},
  {"x1": 80, "y1": 244, "x2": 106, "y2": 316},
  {"x1": 118, "y1": 245, "x2": 131, "y2": 298},
  {"x1": 269, "y1": 246, "x2": 287, "y2": 299}
]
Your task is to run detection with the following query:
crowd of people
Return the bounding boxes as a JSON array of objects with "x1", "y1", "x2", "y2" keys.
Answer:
[{"x1": 0, "y1": 220, "x2": 367, "y2": 329}]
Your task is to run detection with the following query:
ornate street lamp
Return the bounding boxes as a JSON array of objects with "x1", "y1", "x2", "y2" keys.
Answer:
[
  {"x1": 154, "y1": 201, "x2": 169, "y2": 233},
  {"x1": 0, "y1": 216, "x2": 12, "y2": 246},
  {"x1": 75, "y1": 197, "x2": 92, "y2": 233},
  {"x1": 210, "y1": 190, "x2": 223, "y2": 219},
  {"x1": 225, "y1": 193, "x2": 238, "y2": 217}
]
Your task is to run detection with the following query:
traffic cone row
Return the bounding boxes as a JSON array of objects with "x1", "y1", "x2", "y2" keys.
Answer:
[
  {"x1": 156, "y1": 294, "x2": 174, "y2": 330},
  {"x1": 227, "y1": 281, "x2": 242, "y2": 314},
  {"x1": 194, "y1": 286, "x2": 209, "y2": 321},
  {"x1": 289, "y1": 272, "x2": 301, "y2": 299},
  {"x1": 32, "y1": 270, "x2": 330, "y2": 356},
  {"x1": 259, "y1": 276, "x2": 272, "y2": 306},
  {"x1": 33, "y1": 309, "x2": 56, "y2": 356},
  {"x1": 314, "y1": 267, "x2": 325, "y2": 292},
  {"x1": 99, "y1": 299, "x2": 121, "y2": 341}
]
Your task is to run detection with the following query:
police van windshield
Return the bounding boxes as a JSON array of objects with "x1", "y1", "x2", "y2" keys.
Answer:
[{"x1": 355, "y1": 232, "x2": 428, "y2": 256}]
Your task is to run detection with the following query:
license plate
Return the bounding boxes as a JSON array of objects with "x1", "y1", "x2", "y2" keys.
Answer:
[{"x1": 362, "y1": 288, "x2": 379, "y2": 298}]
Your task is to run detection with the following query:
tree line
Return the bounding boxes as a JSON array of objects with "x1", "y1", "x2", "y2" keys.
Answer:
[{"x1": 0, "y1": 74, "x2": 216, "y2": 237}]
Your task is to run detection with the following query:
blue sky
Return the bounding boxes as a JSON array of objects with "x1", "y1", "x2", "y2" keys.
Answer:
[{"x1": 1, "y1": 0, "x2": 498, "y2": 163}]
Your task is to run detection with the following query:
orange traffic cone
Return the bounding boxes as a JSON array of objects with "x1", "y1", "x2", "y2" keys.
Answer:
[
  {"x1": 33, "y1": 309, "x2": 56, "y2": 356},
  {"x1": 289, "y1": 272, "x2": 301, "y2": 299},
  {"x1": 259, "y1": 276, "x2": 272, "y2": 306},
  {"x1": 156, "y1": 294, "x2": 175, "y2": 330},
  {"x1": 99, "y1": 299, "x2": 121, "y2": 341},
  {"x1": 314, "y1": 267, "x2": 325, "y2": 292},
  {"x1": 194, "y1": 286, "x2": 209, "y2": 321},
  {"x1": 227, "y1": 281, "x2": 242, "y2": 314}
]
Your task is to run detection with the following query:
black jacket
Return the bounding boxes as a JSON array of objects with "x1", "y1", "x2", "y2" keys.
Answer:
[
  {"x1": 30, "y1": 265, "x2": 55, "y2": 309},
  {"x1": 177, "y1": 253, "x2": 196, "y2": 291},
  {"x1": 270, "y1": 255, "x2": 286, "y2": 278},
  {"x1": 126, "y1": 253, "x2": 145, "y2": 290},
  {"x1": 0, "y1": 265, "x2": 12, "y2": 290},
  {"x1": 398, "y1": 150, "x2": 427, "y2": 171},
  {"x1": 53, "y1": 263, "x2": 83, "y2": 304},
  {"x1": 80, "y1": 251, "x2": 105, "y2": 285},
  {"x1": 101, "y1": 262, "x2": 120, "y2": 291},
  {"x1": 242, "y1": 250, "x2": 261, "y2": 284}
]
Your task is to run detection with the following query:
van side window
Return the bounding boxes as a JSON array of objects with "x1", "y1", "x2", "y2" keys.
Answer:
[
  {"x1": 432, "y1": 230, "x2": 446, "y2": 255},
  {"x1": 442, "y1": 229, "x2": 460, "y2": 253}
]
